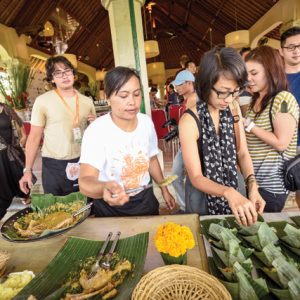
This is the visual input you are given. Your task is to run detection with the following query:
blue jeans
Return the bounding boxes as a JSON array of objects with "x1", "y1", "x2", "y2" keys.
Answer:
[{"x1": 172, "y1": 149, "x2": 185, "y2": 210}]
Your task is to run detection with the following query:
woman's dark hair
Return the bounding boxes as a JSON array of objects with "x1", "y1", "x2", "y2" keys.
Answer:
[
  {"x1": 45, "y1": 55, "x2": 77, "y2": 85},
  {"x1": 104, "y1": 66, "x2": 141, "y2": 99},
  {"x1": 245, "y1": 45, "x2": 288, "y2": 116},
  {"x1": 196, "y1": 46, "x2": 248, "y2": 103}
]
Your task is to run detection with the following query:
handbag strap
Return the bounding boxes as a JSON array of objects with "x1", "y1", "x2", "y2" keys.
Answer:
[
  {"x1": 229, "y1": 104, "x2": 241, "y2": 154},
  {"x1": 184, "y1": 108, "x2": 204, "y2": 170}
]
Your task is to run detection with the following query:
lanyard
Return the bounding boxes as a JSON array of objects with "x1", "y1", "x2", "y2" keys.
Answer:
[{"x1": 55, "y1": 89, "x2": 79, "y2": 127}]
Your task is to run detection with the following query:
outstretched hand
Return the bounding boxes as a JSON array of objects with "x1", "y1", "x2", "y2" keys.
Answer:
[{"x1": 225, "y1": 188, "x2": 258, "y2": 226}]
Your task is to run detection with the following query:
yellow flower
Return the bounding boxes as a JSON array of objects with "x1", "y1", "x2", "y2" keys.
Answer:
[{"x1": 154, "y1": 222, "x2": 195, "y2": 257}]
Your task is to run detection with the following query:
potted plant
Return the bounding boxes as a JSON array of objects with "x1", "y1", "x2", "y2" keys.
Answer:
[{"x1": 0, "y1": 61, "x2": 34, "y2": 119}]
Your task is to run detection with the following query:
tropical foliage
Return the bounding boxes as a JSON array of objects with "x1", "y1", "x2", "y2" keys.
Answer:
[{"x1": 0, "y1": 61, "x2": 33, "y2": 109}]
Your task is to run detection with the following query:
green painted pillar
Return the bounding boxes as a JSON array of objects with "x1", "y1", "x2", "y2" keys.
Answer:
[{"x1": 102, "y1": 0, "x2": 150, "y2": 115}]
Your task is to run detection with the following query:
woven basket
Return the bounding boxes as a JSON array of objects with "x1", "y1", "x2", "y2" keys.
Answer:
[
  {"x1": 132, "y1": 265, "x2": 231, "y2": 300},
  {"x1": 0, "y1": 250, "x2": 10, "y2": 276}
]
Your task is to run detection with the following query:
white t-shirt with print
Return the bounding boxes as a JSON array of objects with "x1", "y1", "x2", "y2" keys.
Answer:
[{"x1": 80, "y1": 113, "x2": 159, "y2": 190}]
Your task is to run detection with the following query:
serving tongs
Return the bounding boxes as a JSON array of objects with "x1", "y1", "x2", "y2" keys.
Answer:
[
  {"x1": 72, "y1": 202, "x2": 93, "y2": 217},
  {"x1": 88, "y1": 232, "x2": 113, "y2": 278},
  {"x1": 112, "y1": 175, "x2": 178, "y2": 198}
]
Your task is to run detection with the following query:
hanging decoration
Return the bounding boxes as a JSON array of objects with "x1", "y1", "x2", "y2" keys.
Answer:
[
  {"x1": 144, "y1": 4, "x2": 159, "y2": 59},
  {"x1": 225, "y1": 1, "x2": 249, "y2": 48}
]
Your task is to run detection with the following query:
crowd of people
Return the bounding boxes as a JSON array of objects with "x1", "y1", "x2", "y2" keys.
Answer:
[{"x1": 0, "y1": 26, "x2": 299, "y2": 225}]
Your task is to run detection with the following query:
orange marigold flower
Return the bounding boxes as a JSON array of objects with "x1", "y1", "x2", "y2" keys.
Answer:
[{"x1": 154, "y1": 222, "x2": 195, "y2": 257}]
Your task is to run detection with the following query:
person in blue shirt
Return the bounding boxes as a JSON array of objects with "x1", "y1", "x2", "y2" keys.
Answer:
[{"x1": 280, "y1": 26, "x2": 300, "y2": 208}]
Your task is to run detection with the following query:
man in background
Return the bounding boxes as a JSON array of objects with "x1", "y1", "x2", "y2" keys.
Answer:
[
  {"x1": 149, "y1": 86, "x2": 160, "y2": 109},
  {"x1": 171, "y1": 70, "x2": 196, "y2": 212},
  {"x1": 19, "y1": 56, "x2": 96, "y2": 196},
  {"x1": 280, "y1": 26, "x2": 300, "y2": 208},
  {"x1": 185, "y1": 60, "x2": 197, "y2": 75}
]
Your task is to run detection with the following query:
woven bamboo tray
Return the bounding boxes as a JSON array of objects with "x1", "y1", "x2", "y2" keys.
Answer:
[
  {"x1": 0, "y1": 250, "x2": 10, "y2": 276},
  {"x1": 132, "y1": 264, "x2": 231, "y2": 300}
]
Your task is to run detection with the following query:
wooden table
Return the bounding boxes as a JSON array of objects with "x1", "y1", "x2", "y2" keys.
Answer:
[{"x1": 0, "y1": 214, "x2": 208, "y2": 275}]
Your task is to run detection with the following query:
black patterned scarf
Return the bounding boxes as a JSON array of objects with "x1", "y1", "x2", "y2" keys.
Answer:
[{"x1": 197, "y1": 101, "x2": 238, "y2": 214}]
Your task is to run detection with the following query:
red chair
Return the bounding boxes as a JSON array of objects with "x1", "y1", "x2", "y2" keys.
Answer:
[
  {"x1": 169, "y1": 105, "x2": 181, "y2": 125},
  {"x1": 151, "y1": 109, "x2": 170, "y2": 150},
  {"x1": 23, "y1": 122, "x2": 31, "y2": 135},
  {"x1": 151, "y1": 109, "x2": 169, "y2": 139}
]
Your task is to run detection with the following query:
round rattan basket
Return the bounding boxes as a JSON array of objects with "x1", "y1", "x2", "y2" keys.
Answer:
[
  {"x1": 132, "y1": 265, "x2": 231, "y2": 300},
  {"x1": 0, "y1": 250, "x2": 10, "y2": 276}
]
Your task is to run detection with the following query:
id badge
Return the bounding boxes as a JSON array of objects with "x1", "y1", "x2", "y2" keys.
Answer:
[
  {"x1": 73, "y1": 127, "x2": 82, "y2": 144},
  {"x1": 66, "y1": 162, "x2": 80, "y2": 180}
]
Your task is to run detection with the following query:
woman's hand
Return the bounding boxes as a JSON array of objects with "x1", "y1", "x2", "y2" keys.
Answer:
[
  {"x1": 102, "y1": 181, "x2": 129, "y2": 206},
  {"x1": 161, "y1": 187, "x2": 176, "y2": 210},
  {"x1": 20, "y1": 135, "x2": 27, "y2": 147},
  {"x1": 224, "y1": 187, "x2": 258, "y2": 226},
  {"x1": 248, "y1": 188, "x2": 265, "y2": 214},
  {"x1": 87, "y1": 114, "x2": 97, "y2": 123}
]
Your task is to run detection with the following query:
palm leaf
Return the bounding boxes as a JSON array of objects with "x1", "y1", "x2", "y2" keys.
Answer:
[{"x1": 14, "y1": 233, "x2": 149, "y2": 300}]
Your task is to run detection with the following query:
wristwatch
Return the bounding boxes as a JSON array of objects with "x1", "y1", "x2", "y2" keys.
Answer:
[{"x1": 23, "y1": 168, "x2": 32, "y2": 174}]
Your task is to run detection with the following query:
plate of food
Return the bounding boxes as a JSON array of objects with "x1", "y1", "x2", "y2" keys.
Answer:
[
  {"x1": 14, "y1": 232, "x2": 149, "y2": 300},
  {"x1": 1, "y1": 192, "x2": 91, "y2": 242}
]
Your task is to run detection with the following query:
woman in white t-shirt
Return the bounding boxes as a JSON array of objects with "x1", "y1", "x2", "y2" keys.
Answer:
[{"x1": 79, "y1": 67, "x2": 175, "y2": 217}]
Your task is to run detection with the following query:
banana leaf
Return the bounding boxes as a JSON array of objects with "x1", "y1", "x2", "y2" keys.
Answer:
[
  {"x1": 234, "y1": 262, "x2": 269, "y2": 300},
  {"x1": 31, "y1": 192, "x2": 87, "y2": 212},
  {"x1": 290, "y1": 216, "x2": 300, "y2": 228},
  {"x1": 270, "y1": 276, "x2": 300, "y2": 300},
  {"x1": 240, "y1": 223, "x2": 278, "y2": 251},
  {"x1": 281, "y1": 224, "x2": 300, "y2": 248},
  {"x1": 208, "y1": 223, "x2": 240, "y2": 250},
  {"x1": 288, "y1": 276, "x2": 300, "y2": 300},
  {"x1": 212, "y1": 240, "x2": 253, "y2": 267},
  {"x1": 254, "y1": 243, "x2": 285, "y2": 267},
  {"x1": 208, "y1": 257, "x2": 240, "y2": 300},
  {"x1": 219, "y1": 259, "x2": 253, "y2": 282},
  {"x1": 200, "y1": 218, "x2": 232, "y2": 240},
  {"x1": 2, "y1": 192, "x2": 89, "y2": 242},
  {"x1": 272, "y1": 257, "x2": 300, "y2": 289},
  {"x1": 14, "y1": 233, "x2": 149, "y2": 300}
]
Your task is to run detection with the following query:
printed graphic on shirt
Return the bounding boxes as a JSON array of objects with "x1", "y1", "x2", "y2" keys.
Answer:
[{"x1": 109, "y1": 142, "x2": 150, "y2": 190}]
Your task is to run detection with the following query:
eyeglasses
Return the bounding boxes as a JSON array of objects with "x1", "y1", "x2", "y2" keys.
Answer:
[
  {"x1": 52, "y1": 69, "x2": 73, "y2": 78},
  {"x1": 212, "y1": 87, "x2": 244, "y2": 99},
  {"x1": 282, "y1": 44, "x2": 300, "y2": 52}
]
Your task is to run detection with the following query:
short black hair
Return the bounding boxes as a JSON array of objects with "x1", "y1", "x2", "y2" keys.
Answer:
[
  {"x1": 150, "y1": 87, "x2": 158, "y2": 93},
  {"x1": 280, "y1": 26, "x2": 300, "y2": 47},
  {"x1": 239, "y1": 47, "x2": 251, "y2": 56},
  {"x1": 45, "y1": 55, "x2": 77, "y2": 84},
  {"x1": 184, "y1": 60, "x2": 196, "y2": 69},
  {"x1": 104, "y1": 66, "x2": 141, "y2": 99},
  {"x1": 196, "y1": 46, "x2": 248, "y2": 103}
]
